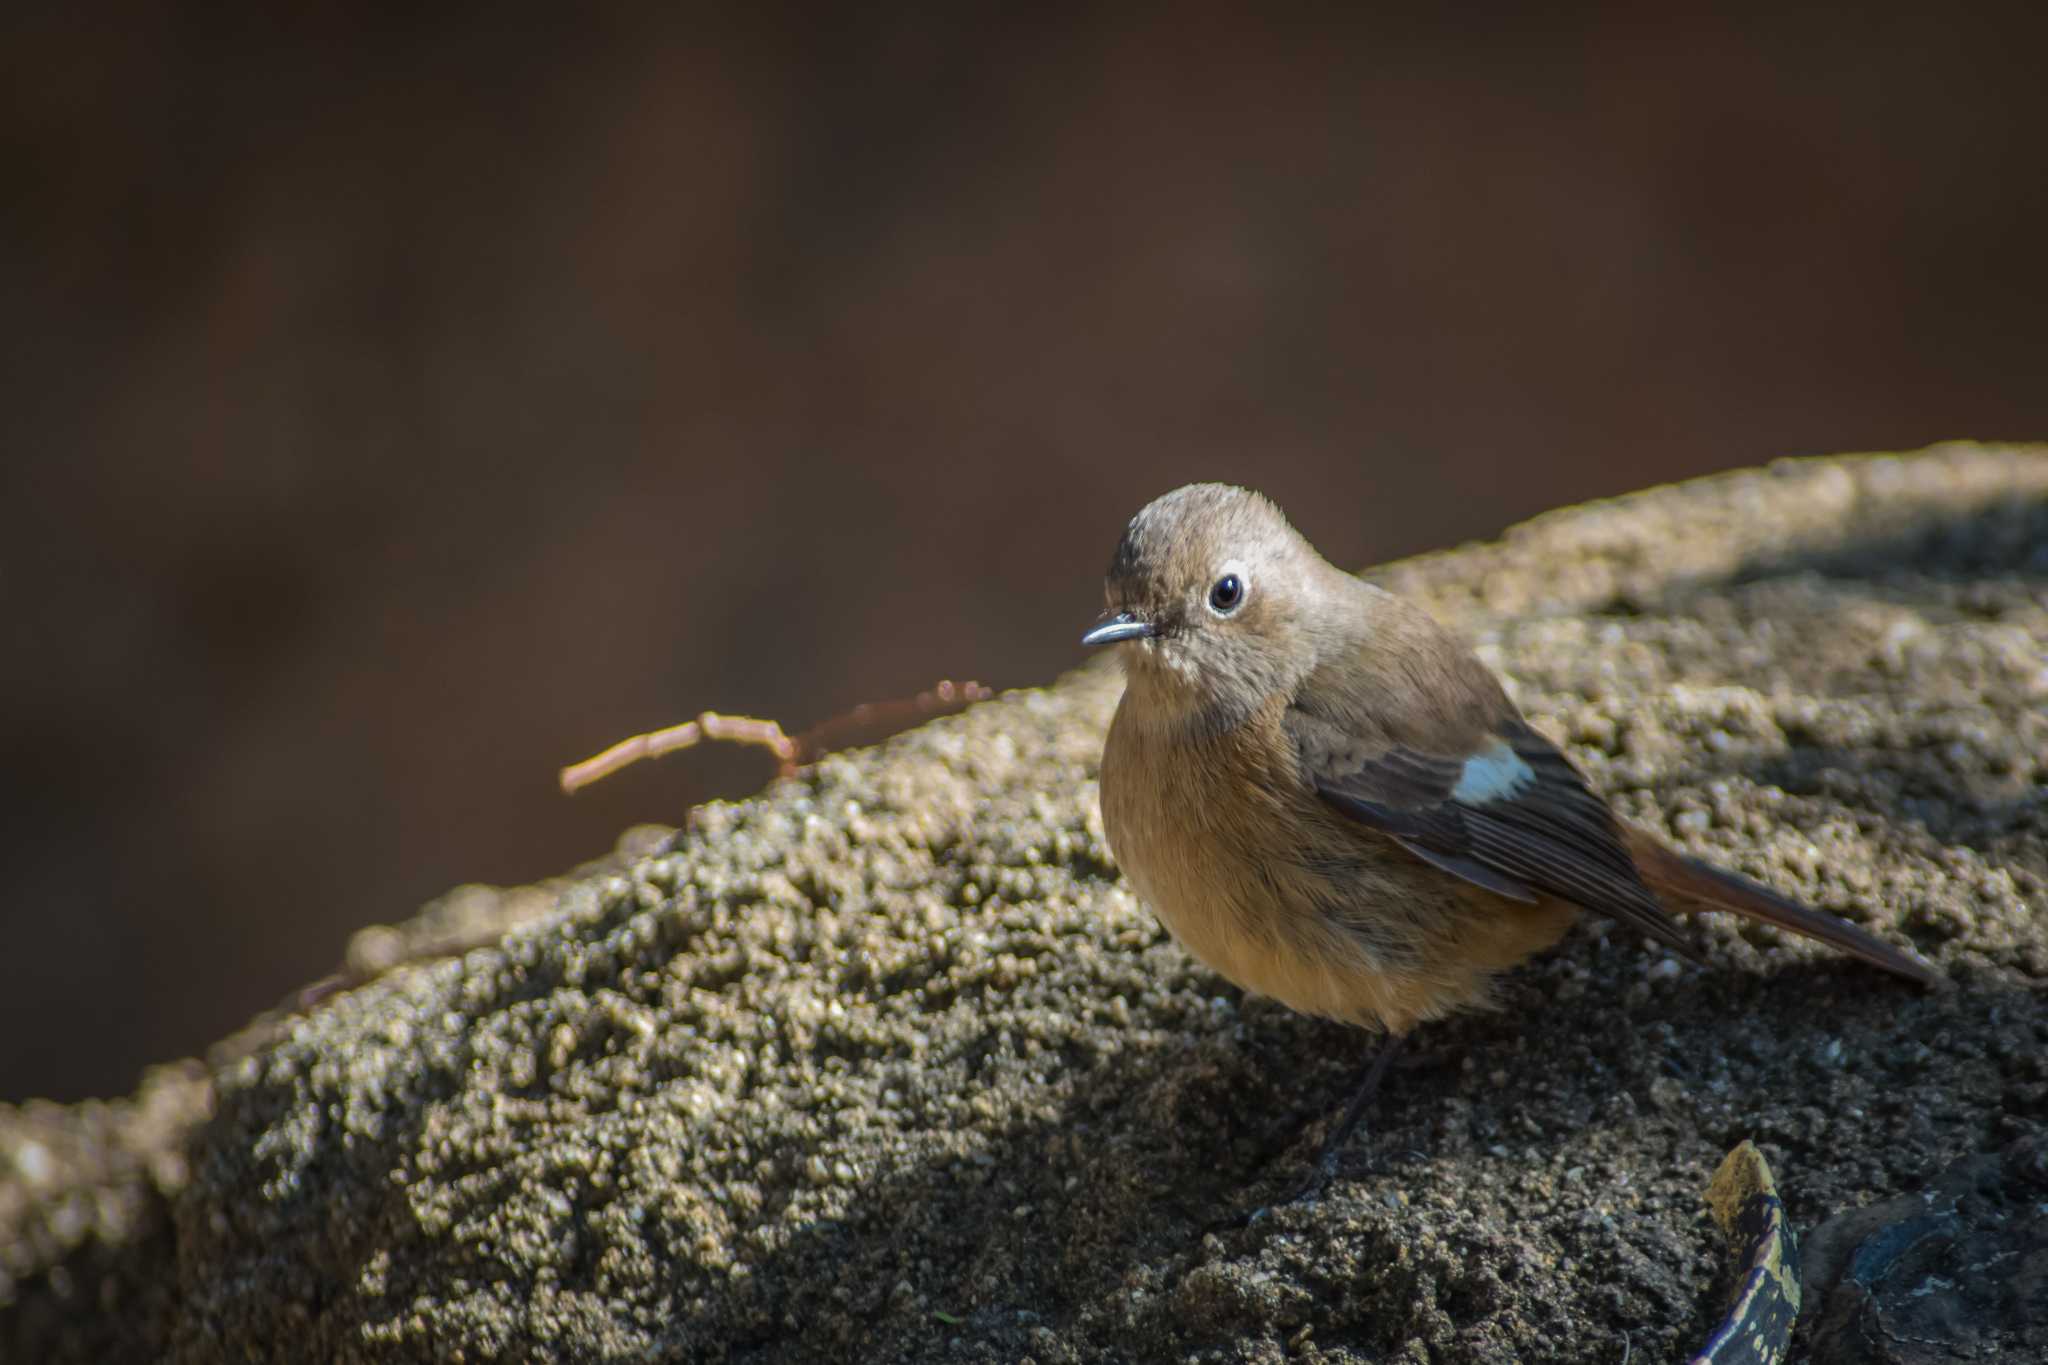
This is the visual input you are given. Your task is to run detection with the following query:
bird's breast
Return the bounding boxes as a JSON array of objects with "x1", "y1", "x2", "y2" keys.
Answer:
[{"x1": 1097, "y1": 692, "x2": 1514, "y2": 1031}]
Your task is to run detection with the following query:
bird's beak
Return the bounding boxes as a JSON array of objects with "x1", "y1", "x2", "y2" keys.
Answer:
[{"x1": 1081, "y1": 611, "x2": 1160, "y2": 648}]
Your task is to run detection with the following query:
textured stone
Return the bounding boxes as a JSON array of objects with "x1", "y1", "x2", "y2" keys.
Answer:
[{"x1": 4, "y1": 444, "x2": 2045, "y2": 1362}]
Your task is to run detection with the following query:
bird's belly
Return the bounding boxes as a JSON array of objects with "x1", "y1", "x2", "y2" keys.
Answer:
[
  {"x1": 1099, "y1": 711, "x2": 1575, "y2": 1033},
  {"x1": 1112, "y1": 831, "x2": 1464, "y2": 1031},
  {"x1": 1104, "y1": 757, "x2": 1450, "y2": 1030}
]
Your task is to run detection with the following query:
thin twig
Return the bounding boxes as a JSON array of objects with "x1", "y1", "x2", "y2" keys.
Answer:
[
  {"x1": 558, "y1": 681, "x2": 992, "y2": 794},
  {"x1": 559, "y1": 713, "x2": 795, "y2": 794},
  {"x1": 791, "y1": 679, "x2": 992, "y2": 763}
]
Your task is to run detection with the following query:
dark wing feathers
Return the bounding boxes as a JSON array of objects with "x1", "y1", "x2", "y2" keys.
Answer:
[
  {"x1": 1304, "y1": 718, "x2": 1696, "y2": 954},
  {"x1": 1347, "y1": 746, "x2": 1466, "y2": 805}
]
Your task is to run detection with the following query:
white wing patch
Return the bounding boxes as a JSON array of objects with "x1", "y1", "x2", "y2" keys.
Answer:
[{"x1": 1450, "y1": 739, "x2": 1535, "y2": 805}]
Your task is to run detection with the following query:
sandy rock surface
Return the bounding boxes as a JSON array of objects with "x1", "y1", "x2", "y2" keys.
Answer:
[{"x1": 4, "y1": 445, "x2": 2045, "y2": 1363}]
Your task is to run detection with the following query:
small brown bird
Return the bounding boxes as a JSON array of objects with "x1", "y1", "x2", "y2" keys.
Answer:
[{"x1": 1082, "y1": 483, "x2": 1933, "y2": 1188}]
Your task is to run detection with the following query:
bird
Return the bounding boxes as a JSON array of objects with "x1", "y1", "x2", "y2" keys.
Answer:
[{"x1": 1081, "y1": 482, "x2": 1934, "y2": 1194}]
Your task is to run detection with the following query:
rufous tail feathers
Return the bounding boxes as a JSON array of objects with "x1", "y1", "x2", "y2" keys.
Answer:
[{"x1": 1626, "y1": 829, "x2": 1937, "y2": 986}]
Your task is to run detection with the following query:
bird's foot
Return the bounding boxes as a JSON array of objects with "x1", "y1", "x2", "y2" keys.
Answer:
[
  {"x1": 1208, "y1": 1035, "x2": 1404, "y2": 1232},
  {"x1": 1208, "y1": 1139, "x2": 1354, "y2": 1232}
]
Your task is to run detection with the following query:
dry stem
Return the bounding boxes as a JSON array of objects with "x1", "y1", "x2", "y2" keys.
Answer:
[{"x1": 559, "y1": 680, "x2": 991, "y2": 794}]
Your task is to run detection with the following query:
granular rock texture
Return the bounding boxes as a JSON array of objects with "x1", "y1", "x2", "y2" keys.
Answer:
[{"x1": 4, "y1": 444, "x2": 2045, "y2": 1362}]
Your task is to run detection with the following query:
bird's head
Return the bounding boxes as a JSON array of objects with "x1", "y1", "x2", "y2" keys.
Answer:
[{"x1": 1083, "y1": 482, "x2": 1325, "y2": 726}]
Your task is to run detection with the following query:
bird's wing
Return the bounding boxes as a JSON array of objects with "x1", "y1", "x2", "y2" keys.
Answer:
[{"x1": 1288, "y1": 707, "x2": 1694, "y2": 954}]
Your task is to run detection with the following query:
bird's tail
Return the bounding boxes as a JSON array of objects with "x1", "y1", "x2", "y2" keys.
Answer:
[{"x1": 1626, "y1": 830, "x2": 1937, "y2": 986}]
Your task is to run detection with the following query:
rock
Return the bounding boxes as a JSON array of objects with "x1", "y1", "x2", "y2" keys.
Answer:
[
  {"x1": 4, "y1": 444, "x2": 2046, "y2": 1362},
  {"x1": 1802, "y1": 1134, "x2": 2048, "y2": 1364}
]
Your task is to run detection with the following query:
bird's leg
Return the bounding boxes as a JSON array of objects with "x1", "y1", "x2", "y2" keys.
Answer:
[
  {"x1": 1294, "y1": 1030, "x2": 1405, "y2": 1201},
  {"x1": 1220, "y1": 1031, "x2": 1405, "y2": 1229}
]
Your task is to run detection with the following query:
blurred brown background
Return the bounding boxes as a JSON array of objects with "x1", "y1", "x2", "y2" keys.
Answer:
[{"x1": 5, "y1": 7, "x2": 2045, "y2": 1102}]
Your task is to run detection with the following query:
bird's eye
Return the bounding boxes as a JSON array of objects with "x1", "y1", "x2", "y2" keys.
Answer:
[{"x1": 1208, "y1": 572, "x2": 1245, "y2": 614}]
